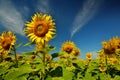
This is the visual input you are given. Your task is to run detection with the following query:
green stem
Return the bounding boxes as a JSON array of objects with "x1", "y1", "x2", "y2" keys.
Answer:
[
  {"x1": 42, "y1": 41, "x2": 46, "y2": 80},
  {"x1": 105, "y1": 56, "x2": 108, "y2": 73},
  {"x1": 42, "y1": 54, "x2": 45, "y2": 80},
  {"x1": 105, "y1": 55, "x2": 109, "y2": 78},
  {"x1": 0, "y1": 53, "x2": 3, "y2": 62},
  {"x1": 13, "y1": 46, "x2": 18, "y2": 68},
  {"x1": 85, "y1": 60, "x2": 91, "y2": 77}
]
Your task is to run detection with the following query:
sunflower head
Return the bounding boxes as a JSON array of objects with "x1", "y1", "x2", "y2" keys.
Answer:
[
  {"x1": 0, "y1": 31, "x2": 16, "y2": 57},
  {"x1": 30, "y1": 55, "x2": 36, "y2": 60},
  {"x1": 102, "y1": 40, "x2": 116, "y2": 56},
  {"x1": 39, "y1": 53, "x2": 52, "y2": 61},
  {"x1": 61, "y1": 41, "x2": 76, "y2": 54},
  {"x1": 109, "y1": 37, "x2": 120, "y2": 48},
  {"x1": 102, "y1": 41, "x2": 108, "y2": 49},
  {"x1": 111, "y1": 58, "x2": 118, "y2": 65},
  {"x1": 4, "y1": 56, "x2": 12, "y2": 61},
  {"x1": 72, "y1": 48, "x2": 80, "y2": 57},
  {"x1": 35, "y1": 43, "x2": 49, "y2": 51},
  {"x1": 16, "y1": 54, "x2": 23, "y2": 60},
  {"x1": 100, "y1": 59, "x2": 105, "y2": 63},
  {"x1": 59, "y1": 56, "x2": 66, "y2": 59},
  {"x1": 45, "y1": 53, "x2": 52, "y2": 61},
  {"x1": 99, "y1": 53, "x2": 105, "y2": 58},
  {"x1": 99, "y1": 66, "x2": 106, "y2": 72},
  {"x1": 86, "y1": 53, "x2": 92, "y2": 60},
  {"x1": 24, "y1": 13, "x2": 56, "y2": 44},
  {"x1": 35, "y1": 44, "x2": 43, "y2": 51},
  {"x1": 102, "y1": 37, "x2": 120, "y2": 56}
]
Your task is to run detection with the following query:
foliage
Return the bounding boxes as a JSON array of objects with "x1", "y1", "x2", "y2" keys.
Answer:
[{"x1": 1, "y1": 13, "x2": 120, "y2": 80}]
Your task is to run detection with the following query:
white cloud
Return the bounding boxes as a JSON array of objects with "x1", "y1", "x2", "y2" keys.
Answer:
[
  {"x1": 36, "y1": 0, "x2": 50, "y2": 13},
  {"x1": 71, "y1": 0, "x2": 102, "y2": 37},
  {"x1": 0, "y1": 0, "x2": 24, "y2": 35},
  {"x1": 17, "y1": 5, "x2": 30, "y2": 19}
]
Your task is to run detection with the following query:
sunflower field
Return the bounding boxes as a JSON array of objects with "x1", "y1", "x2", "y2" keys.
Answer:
[{"x1": 1, "y1": 13, "x2": 120, "y2": 80}]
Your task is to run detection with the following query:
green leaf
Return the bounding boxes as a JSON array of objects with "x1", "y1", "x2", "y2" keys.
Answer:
[
  {"x1": 28, "y1": 76, "x2": 39, "y2": 80},
  {"x1": 52, "y1": 77, "x2": 64, "y2": 80},
  {"x1": 77, "y1": 73, "x2": 83, "y2": 80},
  {"x1": 83, "y1": 75, "x2": 95, "y2": 80},
  {"x1": 84, "y1": 71, "x2": 96, "y2": 80},
  {"x1": 114, "y1": 64, "x2": 120, "y2": 70},
  {"x1": 63, "y1": 68, "x2": 74, "y2": 80},
  {"x1": 49, "y1": 46, "x2": 56, "y2": 51},
  {"x1": 114, "y1": 75, "x2": 120, "y2": 80},
  {"x1": 23, "y1": 51, "x2": 34, "y2": 55},
  {"x1": 4, "y1": 68, "x2": 21, "y2": 80},
  {"x1": 51, "y1": 53, "x2": 59, "y2": 58},
  {"x1": 99, "y1": 73, "x2": 111, "y2": 80},
  {"x1": 4, "y1": 64, "x2": 38, "y2": 80},
  {"x1": 46, "y1": 75, "x2": 52, "y2": 80},
  {"x1": 35, "y1": 63, "x2": 44, "y2": 70},
  {"x1": 50, "y1": 66, "x2": 62, "y2": 77},
  {"x1": 14, "y1": 76, "x2": 27, "y2": 80},
  {"x1": 58, "y1": 51, "x2": 66, "y2": 56},
  {"x1": 24, "y1": 42, "x2": 33, "y2": 46},
  {"x1": 42, "y1": 46, "x2": 56, "y2": 53},
  {"x1": 16, "y1": 43, "x2": 23, "y2": 48},
  {"x1": 0, "y1": 66, "x2": 7, "y2": 75}
]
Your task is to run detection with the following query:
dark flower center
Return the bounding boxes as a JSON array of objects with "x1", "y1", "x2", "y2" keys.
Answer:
[
  {"x1": 65, "y1": 47, "x2": 73, "y2": 54},
  {"x1": 2, "y1": 40, "x2": 11, "y2": 50},
  {"x1": 35, "y1": 24, "x2": 49, "y2": 37}
]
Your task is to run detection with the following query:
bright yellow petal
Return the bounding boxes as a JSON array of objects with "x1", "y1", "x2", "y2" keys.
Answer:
[{"x1": 24, "y1": 13, "x2": 56, "y2": 44}]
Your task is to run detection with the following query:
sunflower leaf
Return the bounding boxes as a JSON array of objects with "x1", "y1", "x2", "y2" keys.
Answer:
[
  {"x1": 51, "y1": 53, "x2": 59, "y2": 58},
  {"x1": 24, "y1": 42, "x2": 34, "y2": 46},
  {"x1": 4, "y1": 64, "x2": 38, "y2": 80},
  {"x1": 0, "y1": 66, "x2": 8, "y2": 75},
  {"x1": 45, "y1": 46, "x2": 56, "y2": 52},
  {"x1": 23, "y1": 51, "x2": 34, "y2": 55},
  {"x1": 16, "y1": 43, "x2": 23, "y2": 48},
  {"x1": 63, "y1": 67, "x2": 74, "y2": 80}
]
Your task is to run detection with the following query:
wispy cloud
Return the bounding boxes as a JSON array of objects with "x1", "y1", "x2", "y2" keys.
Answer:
[
  {"x1": 0, "y1": 0, "x2": 50, "y2": 35},
  {"x1": 36, "y1": 0, "x2": 50, "y2": 13},
  {"x1": 71, "y1": 0, "x2": 102, "y2": 37},
  {"x1": 17, "y1": 5, "x2": 30, "y2": 19},
  {"x1": 0, "y1": 0, "x2": 24, "y2": 35}
]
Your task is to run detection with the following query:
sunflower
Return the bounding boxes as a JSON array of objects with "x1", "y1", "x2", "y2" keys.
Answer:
[
  {"x1": 61, "y1": 41, "x2": 76, "y2": 54},
  {"x1": 109, "y1": 36, "x2": 120, "y2": 48},
  {"x1": 99, "y1": 66, "x2": 106, "y2": 72},
  {"x1": 0, "y1": 31, "x2": 16, "y2": 57},
  {"x1": 102, "y1": 41, "x2": 108, "y2": 49},
  {"x1": 102, "y1": 37, "x2": 120, "y2": 56},
  {"x1": 111, "y1": 58, "x2": 118, "y2": 65},
  {"x1": 16, "y1": 54, "x2": 23, "y2": 60},
  {"x1": 30, "y1": 55, "x2": 36, "y2": 60},
  {"x1": 72, "y1": 48, "x2": 80, "y2": 57},
  {"x1": 102, "y1": 41, "x2": 116, "y2": 56},
  {"x1": 39, "y1": 53, "x2": 52, "y2": 61},
  {"x1": 24, "y1": 13, "x2": 56, "y2": 44},
  {"x1": 99, "y1": 53, "x2": 105, "y2": 58},
  {"x1": 35, "y1": 43, "x2": 49, "y2": 51},
  {"x1": 100, "y1": 59, "x2": 105, "y2": 64},
  {"x1": 86, "y1": 53, "x2": 92, "y2": 60}
]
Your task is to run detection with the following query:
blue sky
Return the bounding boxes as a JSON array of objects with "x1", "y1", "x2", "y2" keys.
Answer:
[{"x1": 0, "y1": 0, "x2": 120, "y2": 59}]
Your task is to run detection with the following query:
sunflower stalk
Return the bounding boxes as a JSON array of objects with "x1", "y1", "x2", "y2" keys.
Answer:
[
  {"x1": 85, "y1": 60, "x2": 91, "y2": 77},
  {"x1": 42, "y1": 40, "x2": 46, "y2": 80},
  {"x1": 0, "y1": 53, "x2": 3, "y2": 62},
  {"x1": 13, "y1": 46, "x2": 18, "y2": 68},
  {"x1": 67, "y1": 56, "x2": 71, "y2": 66},
  {"x1": 105, "y1": 55, "x2": 109, "y2": 78}
]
